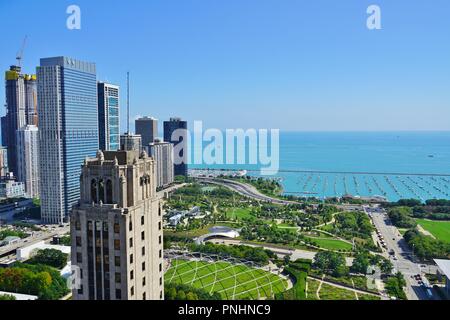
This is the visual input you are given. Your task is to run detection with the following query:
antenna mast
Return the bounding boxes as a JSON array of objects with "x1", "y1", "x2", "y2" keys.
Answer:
[{"x1": 127, "y1": 71, "x2": 130, "y2": 134}]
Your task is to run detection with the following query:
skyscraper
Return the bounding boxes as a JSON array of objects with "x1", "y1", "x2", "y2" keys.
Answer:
[
  {"x1": 163, "y1": 117, "x2": 188, "y2": 177},
  {"x1": 0, "y1": 147, "x2": 8, "y2": 177},
  {"x1": 120, "y1": 134, "x2": 142, "y2": 153},
  {"x1": 70, "y1": 149, "x2": 164, "y2": 300},
  {"x1": 146, "y1": 139, "x2": 174, "y2": 190},
  {"x1": 135, "y1": 116, "x2": 157, "y2": 147},
  {"x1": 2, "y1": 65, "x2": 37, "y2": 176},
  {"x1": 16, "y1": 125, "x2": 40, "y2": 198},
  {"x1": 37, "y1": 57, "x2": 99, "y2": 224},
  {"x1": 98, "y1": 82, "x2": 120, "y2": 151}
]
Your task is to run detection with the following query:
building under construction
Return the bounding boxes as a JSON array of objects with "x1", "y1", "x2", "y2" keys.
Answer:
[{"x1": 1, "y1": 65, "x2": 38, "y2": 177}]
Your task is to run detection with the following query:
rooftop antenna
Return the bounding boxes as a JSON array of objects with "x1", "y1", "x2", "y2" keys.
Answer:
[
  {"x1": 127, "y1": 71, "x2": 130, "y2": 134},
  {"x1": 16, "y1": 36, "x2": 28, "y2": 68}
]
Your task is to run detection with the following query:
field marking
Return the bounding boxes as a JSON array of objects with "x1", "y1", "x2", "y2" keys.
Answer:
[{"x1": 165, "y1": 255, "x2": 288, "y2": 300}]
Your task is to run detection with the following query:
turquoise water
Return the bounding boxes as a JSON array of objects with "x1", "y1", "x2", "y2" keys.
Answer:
[{"x1": 191, "y1": 131, "x2": 450, "y2": 201}]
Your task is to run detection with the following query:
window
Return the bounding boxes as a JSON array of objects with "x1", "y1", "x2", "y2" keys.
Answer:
[
  {"x1": 158, "y1": 222, "x2": 161, "y2": 230},
  {"x1": 141, "y1": 216, "x2": 144, "y2": 225},
  {"x1": 129, "y1": 221, "x2": 132, "y2": 231},
  {"x1": 76, "y1": 252, "x2": 82, "y2": 263},
  {"x1": 98, "y1": 179, "x2": 105, "y2": 204},
  {"x1": 130, "y1": 270, "x2": 134, "y2": 280},
  {"x1": 142, "y1": 247, "x2": 145, "y2": 256},
  {"x1": 129, "y1": 238, "x2": 133, "y2": 248},
  {"x1": 75, "y1": 221, "x2": 81, "y2": 230},
  {"x1": 130, "y1": 254, "x2": 133, "y2": 264},
  {"x1": 159, "y1": 250, "x2": 162, "y2": 258},
  {"x1": 91, "y1": 179, "x2": 97, "y2": 203},
  {"x1": 142, "y1": 277, "x2": 146, "y2": 286},
  {"x1": 158, "y1": 207, "x2": 161, "y2": 216},
  {"x1": 114, "y1": 223, "x2": 120, "y2": 233},
  {"x1": 141, "y1": 231, "x2": 145, "y2": 241},
  {"x1": 115, "y1": 272, "x2": 121, "y2": 283},
  {"x1": 114, "y1": 239, "x2": 120, "y2": 250},
  {"x1": 115, "y1": 289, "x2": 122, "y2": 300},
  {"x1": 160, "y1": 277, "x2": 162, "y2": 285},
  {"x1": 78, "y1": 285, "x2": 83, "y2": 295},
  {"x1": 159, "y1": 235, "x2": 161, "y2": 244},
  {"x1": 76, "y1": 236, "x2": 82, "y2": 246},
  {"x1": 159, "y1": 263, "x2": 162, "y2": 272},
  {"x1": 142, "y1": 262, "x2": 145, "y2": 271},
  {"x1": 114, "y1": 256, "x2": 121, "y2": 267},
  {"x1": 106, "y1": 179, "x2": 113, "y2": 204},
  {"x1": 143, "y1": 292, "x2": 146, "y2": 300},
  {"x1": 131, "y1": 286, "x2": 134, "y2": 296}
]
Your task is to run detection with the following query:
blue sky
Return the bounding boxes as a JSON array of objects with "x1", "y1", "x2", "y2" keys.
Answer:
[{"x1": 1, "y1": 0, "x2": 449, "y2": 132}]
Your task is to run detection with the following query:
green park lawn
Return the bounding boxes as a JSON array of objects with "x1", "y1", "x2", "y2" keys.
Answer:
[
  {"x1": 304, "y1": 236, "x2": 353, "y2": 251},
  {"x1": 165, "y1": 259, "x2": 287, "y2": 299},
  {"x1": 226, "y1": 207, "x2": 253, "y2": 220},
  {"x1": 416, "y1": 219, "x2": 450, "y2": 243}
]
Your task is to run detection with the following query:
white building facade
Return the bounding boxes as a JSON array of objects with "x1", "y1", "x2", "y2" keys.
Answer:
[
  {"x1": 146, "y1": 140, "x2": 174, "y2": 189},
  {"x1": 16, "y1": 125, "x2": 40, "y2": 198}
]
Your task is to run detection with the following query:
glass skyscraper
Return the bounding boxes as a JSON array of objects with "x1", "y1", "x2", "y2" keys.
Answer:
[
  {"x1": 37, "y1": 57, "x2": 99, "y2": 224},
  {"x1": 98, "y1": 82, "x2": 120, "y2": 151},
  {"x1": 163, "y1": 117, "x2": 188, "y2": 177}
]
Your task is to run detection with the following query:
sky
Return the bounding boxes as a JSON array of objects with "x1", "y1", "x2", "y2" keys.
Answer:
[{"x1": 0, "y1": 0, "x2": 449, "y2": 132}]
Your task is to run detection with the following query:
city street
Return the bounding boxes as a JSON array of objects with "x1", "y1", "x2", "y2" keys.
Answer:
[{"x1": 365, "y1": 207, "x2": 429, "y2": 300}]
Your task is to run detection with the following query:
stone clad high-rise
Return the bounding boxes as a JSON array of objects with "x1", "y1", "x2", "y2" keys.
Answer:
[
  {"x1": 37, "y1": 57, "x2": 99, "y2": 224},
  {"x1": 70, "y1": 149, "x2": 164, "y2": 300}
]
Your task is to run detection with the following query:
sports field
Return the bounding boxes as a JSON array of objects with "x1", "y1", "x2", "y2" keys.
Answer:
[
  {"x1": 165, "y1": 259, "x2": 288, "y2": 299},
  {"x1": 416, "y1": 219, "x2": 450, "y2": 243}
]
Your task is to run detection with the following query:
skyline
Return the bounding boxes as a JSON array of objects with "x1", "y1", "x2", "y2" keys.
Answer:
[{"x1": 1, "y1": 0, "x2": 450, "y2": 132}]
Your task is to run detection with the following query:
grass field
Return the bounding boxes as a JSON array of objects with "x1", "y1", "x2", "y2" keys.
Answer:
[
  {"x1": 306, "y1": 279, "x2": 380, "y2": 300},
  {"x1": 165, "y1": 259, "x2": 288, "y2": 299},
  {"x1": 304, "y1": 236, "x2": 353, "y2": 251},
  {"x1": 416, "y1": 219, "x2": 450, "y2": 243},
  {"x1": 226, "y1": 207, "x2": 253, "y2": 220}
]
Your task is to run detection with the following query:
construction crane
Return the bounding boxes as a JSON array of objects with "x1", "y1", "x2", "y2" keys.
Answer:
[{"x1": 16, "y1": 36, "x2": 28, "y2": 68}]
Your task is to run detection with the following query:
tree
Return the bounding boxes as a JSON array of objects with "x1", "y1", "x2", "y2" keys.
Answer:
[
  {"x1": 0, "y1": 294, "x2": 16, "y2": 300},
  {"x1": 313, "y1": 251, "x2": 348, "y2": 277},
  {"x1": 176, "y1": 290, "x2": 186, "y2": 300},
  {"x1": 29, "y1": 249, "x2": 68, "y2": 269},
  {"x1": 351, "y1": 252, "x2": 370, "y2": 274},
  {"x1": 165, "y1": 287, "x2": 177, "y2": 300},
  {"x1": 380, "y1": 258, "x2": 393, "y2": 274},
  {"x1": 186, "y1": 292, "x2": 198, "y2": 300}
]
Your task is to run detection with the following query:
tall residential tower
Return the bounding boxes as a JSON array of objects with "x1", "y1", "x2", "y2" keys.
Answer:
[
  {"x1": 70, "y1": 149, "x2": 164, "y2": 300},
  {"x1": 135, "y1": 116, "x2": 157, "y2": 147},
  {"x1": 1, "y1": 65, "x2": 37, "y2": 176},
  {"x1": 37, "y1": 57, "x2": 99, "y2": 224},
  {"x1": 163, "y1": 117, "x2": 188, "y2": 177},
  {"x1": 98, "y1": 82, "x2": 120, "y2": 151},
  {"x1": 16, "y1": 125, "x2": 40, "y2": 198}
]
